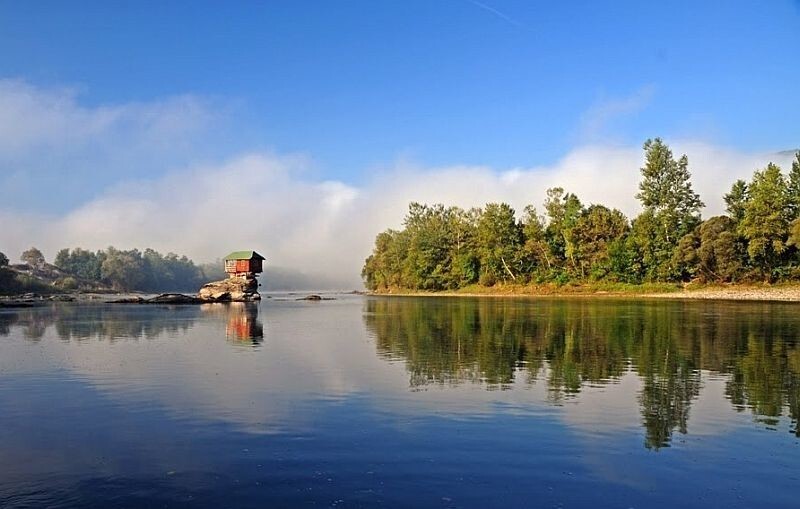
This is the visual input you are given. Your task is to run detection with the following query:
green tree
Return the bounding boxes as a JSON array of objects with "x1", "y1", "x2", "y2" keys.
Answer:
[
  {"x1": 101, "y1": 247, "x2": 145, "y2": 291},
  {"x1": 633, "y1": 138, "x2": 704, "y2": 280},
  {"x1": 403, "y1": 203, "x2": 459, "y2": 290},
  {"x1": 476, "y1": 203, "x2": 522, "y2": 285},
  {"x1": 674, "y1": 216, "x2": 743, "y2": 282},
  {"x1": 21, "y1": 247, "x2": 46, "y2": 268},
  {"x1": 363, "y1": 229, "x2": 409, "y2": 290},
  {"x1": 520, "y1": 205, "x2": 552, "y2": 276},
  {"x1": 543, "y1": 188, "x2": 584, "y2": 273},
  {"x1": 54, "y1": 248, "x2": 102, "y2": 280},
  {"x1": 739, "y1": 163, "x2": 790, "y2": 279},
  {"x1": 446, "y1": 207, "x2": 480, "y2": 287},
  {"x1": 724, "y1": 179, "x2": 749, "y2": 224},
  {"x1": 568, "y1": 205, "x2": 629, "y2": 279},
  {"x1": 0, "y1": 251, "x2": 12, "y2": 293},
  {"x1": 786, "y1": 152, "x2": 800, "y2": 219}
]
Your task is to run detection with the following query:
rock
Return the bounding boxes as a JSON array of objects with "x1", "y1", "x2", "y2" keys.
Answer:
[
  {"x1": 296, "y1": 294, "x2": 335, "y2": 301},
  {"x1": 147, "y1": 293, "x2": 204, "y2": 304},
  {"x1": 109, "y1": 296, "x2": 146, "y2": 304},
  {"x1": 198, "y1": 276, "x2": 261, "y2": 302},
  {"x1": 0, "y1": 302, "x2": 34, "y2": 308},
  {"x1": 110, "y1": 294, "x2": 202, "y2": 304}
]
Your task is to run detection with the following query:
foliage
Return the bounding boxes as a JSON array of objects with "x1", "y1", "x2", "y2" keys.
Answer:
[
  {"x1": 54, "y1": 246, "x2": 205, "y2": 292},
  {"x1": 724, "y1": 179, "x2": 749, "y2": 224},
  {"x1": 632, "y1": 138, "x2": 703, "y2": 280},
  {"x1": 476, "y1": 203, "x2": 521, "y2": 285},
  {"x1": 738, "y1": 163, "x2": 792, "y2": 280},
  {"x1": 361, "y1": 144, "x2": 800, "y2": 290},
  {"x1": 673, "y1": 216, "x2": 744, "y2": 282},
  {"x1": 21, "y1": 247, "x2": 46, "y2": 268},
  {"x1": 568, "y1": 205, "x2": 629, "y2": 279}
]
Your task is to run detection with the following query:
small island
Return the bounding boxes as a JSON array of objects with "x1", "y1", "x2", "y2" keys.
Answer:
[{"x1": 198, "y1": 250, "x2": 265, "y2": 302}]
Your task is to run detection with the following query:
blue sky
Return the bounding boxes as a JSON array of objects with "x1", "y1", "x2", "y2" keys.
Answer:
[
  {"x1": 2, "y1": 1, "x2": 798, "y2": 182},
  {"x1": 0, "y1": 1, "x2": 798, "y2": 279}
]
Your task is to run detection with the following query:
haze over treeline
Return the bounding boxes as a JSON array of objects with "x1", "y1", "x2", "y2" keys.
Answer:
[
  {"x1": 1, "y1": 81, "x2": 798, "y2": 288},
  {"x1": 363, "y1": 140, "x2": 800, "y2": 290},
  {"x1": 0, "y1": 246, "x2": 341, "y2": 294}
]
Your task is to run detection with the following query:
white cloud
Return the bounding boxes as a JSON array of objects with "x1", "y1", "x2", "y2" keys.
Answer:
[{"x1": 0, "y1": 79, "x2": 224, "y2": 211}]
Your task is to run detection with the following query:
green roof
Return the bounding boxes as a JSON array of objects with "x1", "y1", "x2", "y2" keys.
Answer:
[{"x1": 223, "y1": 250, "x2": 265, "y2": 261}]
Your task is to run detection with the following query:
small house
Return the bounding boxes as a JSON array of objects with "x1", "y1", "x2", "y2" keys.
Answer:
[{"x1": 224, "y1": 251, "x2": 265, "y2": 276}]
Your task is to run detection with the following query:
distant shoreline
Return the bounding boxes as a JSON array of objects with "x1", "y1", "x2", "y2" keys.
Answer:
[{"x1": 368, "y1": 284, "x2": 800, "y2": 302}]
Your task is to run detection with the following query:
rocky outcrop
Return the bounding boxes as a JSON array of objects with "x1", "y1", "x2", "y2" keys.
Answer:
[
  {"x1": 295, "y1": 294, "x2": 335, "y2": 301},
  {"x1": 198, "y1": 275, "x2": 261, "y2": 302},
  {"x1": 110, "y1": 293, "x2": 203, "y2": 304}
]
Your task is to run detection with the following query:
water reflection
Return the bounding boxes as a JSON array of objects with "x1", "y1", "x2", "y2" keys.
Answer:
[
  {"x1": 364, "y1": 298, "x2": 800, "y2": 447},
  {"x1": 1, "y1": 297, "x2": 799, "y2": 508},
  {"x1": 0, "y1": 304, "x2": 200, "y2": 341},
  {"x1": 0, "y1": 302, "x2": 265, "y2": 344},
  {"x1": 201, "y1": 302, "x2": 264, "y2": 345}
]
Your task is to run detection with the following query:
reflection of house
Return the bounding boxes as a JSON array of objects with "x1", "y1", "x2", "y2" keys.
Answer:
[
  {"x1": 224, "y1": 251, "x2": 265, "y2": 278},
  {"x1": 224, "y1": 303, "x2": 264, "y2": 344}
]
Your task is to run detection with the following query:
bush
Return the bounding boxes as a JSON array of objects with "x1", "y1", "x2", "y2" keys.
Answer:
[
  {"x1": 55, "y1": 276, "x2": 79, "y2": 291},
  {"x1": 479, "y1": 272, "x2": 496, "y2": 287}
]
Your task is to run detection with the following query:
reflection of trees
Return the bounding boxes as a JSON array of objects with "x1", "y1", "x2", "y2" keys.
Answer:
[
  {"x1": 727, "y1": 334, "x2": 800, "y2": 436},
  {"x1": 0, "y1": 306, "x2": 58, "y2": 340},
  {"x1": 0, "y1": 305, "x2": 199, "y2": 341},
  {"x1": 54, "y1": 305, "x2": 199, "y2": 341},
  {"x1": 364, "y1": 298, "x2": 800, "y2": 447},
  {"x1": 1, "y1": 303, "x2": 266, "y2": 347},
  {"x1": 365, "y1": 298, "x2": 541, "y2": 388},
  {"x1": 0, "y1": 310, "x2": 20, "y2": 336}
]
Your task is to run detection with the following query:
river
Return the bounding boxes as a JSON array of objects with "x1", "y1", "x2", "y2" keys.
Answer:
[{"x1": 0, "y1": 295, "x2": 797, "y2": 508}]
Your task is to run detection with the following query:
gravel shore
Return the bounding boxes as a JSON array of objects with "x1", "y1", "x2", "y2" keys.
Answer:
[
  {"x1": 643, "y1": 286, "x2": 800, "y2": 302},
  {"x1": 371, "y1": 285, "x2": 800, "y2": 302}
]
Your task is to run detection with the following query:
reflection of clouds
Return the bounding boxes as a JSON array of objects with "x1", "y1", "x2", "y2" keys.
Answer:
[
  {"x1": 558, "y1": 371, "x2": 642, "y2": 437},
  {"x1": 0, "y1": 299, "x2": 794, "y2": 444},
  {"x1": 1, "y1": 300, "x2": 413, "y2": 434}
]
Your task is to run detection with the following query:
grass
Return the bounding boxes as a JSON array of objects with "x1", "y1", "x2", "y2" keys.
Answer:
[{"x1": 372, "y1": 281, "x2": 682, "y2": 296}]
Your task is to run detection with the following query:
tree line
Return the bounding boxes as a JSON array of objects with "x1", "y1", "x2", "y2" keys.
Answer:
[
  {"x1": 362, "y1": 139, "x2": 800, "y2": 290},
  {"x1": 0, "y1": 246, "x2": 220, "y2": 293}
]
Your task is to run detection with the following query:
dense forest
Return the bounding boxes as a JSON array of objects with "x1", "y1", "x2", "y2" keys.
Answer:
[
  {"x1": 362, "y1": 139, "x2": 800, "y2": 291},
  {"x1": 0, "y1": 246, "x2": 220, "y2": 294}
]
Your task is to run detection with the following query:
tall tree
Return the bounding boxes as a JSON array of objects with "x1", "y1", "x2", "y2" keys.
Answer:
[
  {"x1": 100, "y1": 247, "x2": 145, "y2": 291},
  {"x1": 787, "y1": 152, "x2": 800, "y2": 219},
  {"x1": 634, "y1": 138, "x2": 704, "y2": 280},
  {"x1": 403, "y1": 203, "x2": 454, "y2": 290},
  {"x1": 724, "y1": 179, "x2": 749, "y2": 224},
  {"x1": 739, "y1": 163, "x2": 790, "y2": 279},
  {"x1": 20, "y1": 247, "x2": 46, "y2": 268},
  {"x1": 543, "y1": 187, "x2": 584, "y2": 272},
  {"x1": 476, "y1": 203, "x2": 522, "y2": 285},
  {"x1": 674, "y1": 216, "x2": 743, "y2": 282},
  {"x1": 520, "y1": 205, "x2": 552, "y2": 275},
  {"x1": 568, "y1": 205, "x2": 629, "y2": 279}
]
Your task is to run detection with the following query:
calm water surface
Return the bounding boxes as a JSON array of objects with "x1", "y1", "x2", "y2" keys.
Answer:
[{"x1": 0, "y1": 296, "x2": 798, "y2": 508}]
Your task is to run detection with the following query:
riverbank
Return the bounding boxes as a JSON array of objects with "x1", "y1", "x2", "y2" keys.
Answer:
[{"x1": 369, "y1": 282, "x2": 800, "y2": 302}]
